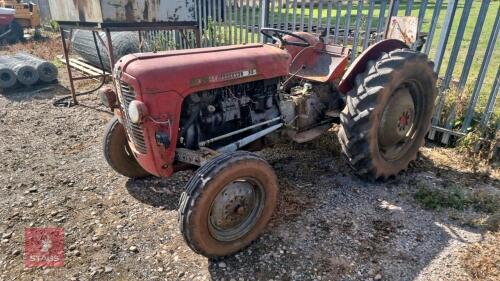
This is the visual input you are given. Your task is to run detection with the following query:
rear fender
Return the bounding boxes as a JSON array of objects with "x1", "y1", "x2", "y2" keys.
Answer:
[
  {"x1": 285, "y1": 34, "x2": 350, "y2": 83},
  {"x1": 338, "y1": 39, "x2": 409, "y2": 94}
]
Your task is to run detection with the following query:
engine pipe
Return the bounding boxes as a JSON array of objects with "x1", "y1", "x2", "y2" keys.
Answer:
[
  {"x1": 198, "y1": 116, "x2": 282, "y2": 147},
  {"x1": 218, "y1": 123, "x2": 284, "y2": 153}
]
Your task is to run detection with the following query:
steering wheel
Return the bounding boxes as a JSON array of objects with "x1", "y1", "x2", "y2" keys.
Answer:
[{"x1": 260, "y1": 28, "x2": 311, "y2": 47}]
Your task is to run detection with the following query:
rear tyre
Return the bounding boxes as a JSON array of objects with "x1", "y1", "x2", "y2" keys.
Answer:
[
  {"x1": 103, "y1": 117, "x2": 150, "y2": 178},
  {"x1": 178, "y1": 151, "x2": 278, "y2": 258},
  {"x1": 338, "y1": 49, "x2": 437, "y2": 180},
  {"x1": 6, "y1": 21, "x2": 23, "y2": 44}
]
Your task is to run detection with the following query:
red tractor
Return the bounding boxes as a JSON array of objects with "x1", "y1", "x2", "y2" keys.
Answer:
[{"x1": 100, "y1": 29, "x2": 436, "y2": 258}]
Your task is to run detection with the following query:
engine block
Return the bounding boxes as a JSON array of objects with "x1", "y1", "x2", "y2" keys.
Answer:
[{"x1": 179, "y1": 79, "x2": 280, "y2": 149}]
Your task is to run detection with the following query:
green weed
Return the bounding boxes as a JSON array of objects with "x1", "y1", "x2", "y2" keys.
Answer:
[
  {"x1": 414, "y1": 183, "x2": 499, "y2": 214},
  {"x1": 414, "y1": 184, "x2": 466, "y2": 211}
]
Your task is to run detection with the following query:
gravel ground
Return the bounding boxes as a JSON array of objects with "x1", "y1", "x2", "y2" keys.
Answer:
[{"x1": 0, "y1": 38, "x2": 499, "y2": 281}]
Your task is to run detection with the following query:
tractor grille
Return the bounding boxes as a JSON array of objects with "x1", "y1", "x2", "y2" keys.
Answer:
[{"x1": 119, "y1": 82, "x2": 147, "y2": 154}]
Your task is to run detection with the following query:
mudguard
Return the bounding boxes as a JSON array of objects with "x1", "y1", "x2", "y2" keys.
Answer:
[{"x1": 338, "y1": 39, "x2": 409, "y2": 94}]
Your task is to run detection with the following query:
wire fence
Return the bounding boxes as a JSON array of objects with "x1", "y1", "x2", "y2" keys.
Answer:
[{"x1": 150, "y1": 0, "x2": 499, "y2": 145}]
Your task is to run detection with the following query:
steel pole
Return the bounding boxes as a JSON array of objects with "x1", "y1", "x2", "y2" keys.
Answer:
[
  {"x1": 60, "y1": 26, "x2": 78, "y2": 105},
  {"x1": 260, "y1": 0, "x2": 270, "y2": 42}
]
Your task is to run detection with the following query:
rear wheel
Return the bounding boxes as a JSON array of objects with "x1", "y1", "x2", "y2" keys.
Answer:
[
  {"x1": 6, "y1": 21, "x2": 23, "y2": 44},
  {"x1": 178, "y1": 151, "x2": 278, "y2": 258},
  {"x1": 338, "y1": 49, "x2": 437, "y2": 180},
  {"x1": 103, "y1": 117, "x2": 150, "y2": 178}
]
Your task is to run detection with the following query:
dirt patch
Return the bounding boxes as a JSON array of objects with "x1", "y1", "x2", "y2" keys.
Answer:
[
  {"x1": 1, "y1": 36, "x2": 62, "y2": 61},
  {"x1": 462, "y1": 232, "x2": 500, "y2": 281}
]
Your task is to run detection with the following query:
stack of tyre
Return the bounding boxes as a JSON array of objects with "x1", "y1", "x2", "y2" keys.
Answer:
[
  {"x1": 71, "y1": 30, "x2": 144, "y2": 71},
  {"x1": 0, "y1": 53, "x2": 58, "y2": 89}
]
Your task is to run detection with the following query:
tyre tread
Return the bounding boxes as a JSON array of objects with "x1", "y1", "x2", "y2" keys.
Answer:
[
  {"x1": 178, "y1": 151, "x2": 274, "y2": 258},
  {"x1": 338, "y1": 49, "x2": 436, "y2": 180}
]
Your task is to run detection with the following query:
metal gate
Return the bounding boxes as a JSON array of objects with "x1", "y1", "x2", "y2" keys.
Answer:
[{"x1": 193, "y1": 0, "x2": 499, "y2": 144}]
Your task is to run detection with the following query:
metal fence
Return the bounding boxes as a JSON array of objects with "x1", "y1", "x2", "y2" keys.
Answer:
[
  {"x1": 195, "y1": 0, "x2": 396, "y2": 53},
  {"x1": 191, "y1": 0, "x2": 498, "y2": 144}
]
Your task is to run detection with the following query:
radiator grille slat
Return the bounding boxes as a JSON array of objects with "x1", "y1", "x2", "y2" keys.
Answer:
[{"x1": 119, "y1": 82, "x2": 147, "y2": 154}]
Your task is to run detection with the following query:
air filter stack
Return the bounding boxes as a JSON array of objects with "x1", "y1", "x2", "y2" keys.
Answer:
[
  {"x1": 72, "y1": 30, "x2": 144, "y2": 71},
  {"x1": 13, "y1": 53, "x2": 58, "y2": 83},
  {"x1": 0, "y1": 56, "x2": 39, "y2": 87}
]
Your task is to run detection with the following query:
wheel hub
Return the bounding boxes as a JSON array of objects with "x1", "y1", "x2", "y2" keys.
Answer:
[
  {"x1": 209, "y1": 179, "x2": 263, "y2": 241},
  {"x1": 379, "y1": 88, "x2": 415, "y2": 148}
]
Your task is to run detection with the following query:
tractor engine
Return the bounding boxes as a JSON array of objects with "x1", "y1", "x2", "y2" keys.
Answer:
[
  {"x1": 279, "y1": 82, "x2": 340, "y2": 131},
  {"x1": 179, "y1": 79, "x2": 281, "y2": 150},
  {"x1": 178, "y1": 79, "x2": 342, "y2": 150},
  {"x1": 277, "y1": 81, "x2": 343, "y2": 145}
]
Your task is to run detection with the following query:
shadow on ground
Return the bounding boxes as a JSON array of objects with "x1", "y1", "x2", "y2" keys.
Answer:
[
  {"x1": 202, "y1": 144, "x2": 491, "y2": 280},
  {"x1": 125, "y1": 172, "x2": 192, "y2": 210},
  {"x1": 121, "y1": 131, "x2": 494, "y2": 280},
  {"x1": 0, "y1": 82, "x2": 68, "y2": 102}
]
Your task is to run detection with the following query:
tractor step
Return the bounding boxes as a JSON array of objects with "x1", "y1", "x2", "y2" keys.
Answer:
[
  {"x1": 288, "y1": 125, "x2": 330, "y2": 143},
  {"x1": 175, "y1": 147, "x2": 222, "y2": 167}
]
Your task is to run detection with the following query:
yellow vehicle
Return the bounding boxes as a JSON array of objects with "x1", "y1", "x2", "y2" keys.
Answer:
[{"x1": 0, "y1": 0, "x2": 40, "y2": 43}]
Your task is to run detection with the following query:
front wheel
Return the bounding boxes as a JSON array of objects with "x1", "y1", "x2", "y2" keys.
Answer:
[
  {"x1": 103, "y1": 117, "x2": 150, "y2": 178},
  {"x1": 338, "y1": 49, "x2": 437, "y2": 180},
  {"x1": 178, "y1": 151, "x2": 278, "y2": 258}
]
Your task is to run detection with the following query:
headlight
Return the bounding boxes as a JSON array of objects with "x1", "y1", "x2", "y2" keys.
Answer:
[
  {"x1": 128, "y1": 100, "x2": 148, "y2": 124},
  {"x1": 98, "y1": 86, "x2": 118, "y2": 108}
]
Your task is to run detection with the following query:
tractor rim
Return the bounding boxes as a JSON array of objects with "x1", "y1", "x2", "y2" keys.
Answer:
[
  {"x1": 378, "y1": 80, "x2": 425, "y2": 161},
  {"x1": 209, "y1": 177, "x2": 265, "y2": 242}
]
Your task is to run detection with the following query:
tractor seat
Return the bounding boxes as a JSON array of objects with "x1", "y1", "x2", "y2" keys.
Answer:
[{"x1": 290, "y1": 44, "x2": 349, "y2": 83}]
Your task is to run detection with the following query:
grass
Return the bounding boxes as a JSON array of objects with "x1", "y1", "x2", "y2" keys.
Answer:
[
  {"x1": 468, "y1": 189, "x2": 500, "y2": 214},
  {"x1": 414, "y1": 182, "x2": 500, "y2": 213},
  {"x1": 414, "y1": 182, "x2": 500, "y2": 232},
  {"x1": 414, "y1": 183, "x2": 467, "y2": 211},
  {"x1": 274, "y1": 1, "x2": 500, "y2": 118},
  {"x1": 200, "y1": 1, "x2": 499, "y2": 128}
]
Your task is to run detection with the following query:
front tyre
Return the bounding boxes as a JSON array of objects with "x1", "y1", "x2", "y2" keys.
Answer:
[
  {"x1": 178, "y1": 151, "x2": 278, "y2": 258},
  {"x1": 103, "y1": 117, "x2": 150, "y2": 178},
  {"x1": 338, "y1": 49, "x2": 437, "y2": 180}
]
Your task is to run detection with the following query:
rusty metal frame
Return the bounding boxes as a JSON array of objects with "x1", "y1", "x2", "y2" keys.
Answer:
[{"x1": 58, "y1": 21, "x2": 201, "y2": 105}]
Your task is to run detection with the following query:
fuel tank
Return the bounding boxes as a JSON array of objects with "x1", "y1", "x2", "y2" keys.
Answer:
[{"x1": 117, "y1": 44, "x2": 292, "y2": 96}]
